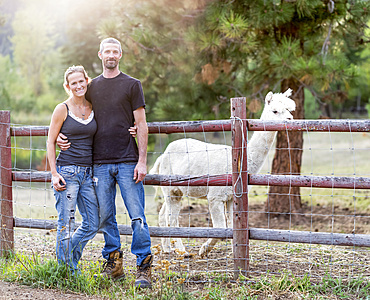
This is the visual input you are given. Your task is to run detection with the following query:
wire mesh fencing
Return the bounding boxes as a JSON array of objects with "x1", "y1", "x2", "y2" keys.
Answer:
[{"x1": 1, "y1": 107, "x2": 370, "y2": 283}]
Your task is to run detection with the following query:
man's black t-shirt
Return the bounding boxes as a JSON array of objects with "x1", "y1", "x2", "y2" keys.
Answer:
[{"x1": 86, "y1": 72, "x2": 145, "y2": 164}]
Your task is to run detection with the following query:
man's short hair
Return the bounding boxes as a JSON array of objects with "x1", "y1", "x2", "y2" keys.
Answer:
[{"x1": 99, "y1": 37, "x2": 122, "y2": 53}]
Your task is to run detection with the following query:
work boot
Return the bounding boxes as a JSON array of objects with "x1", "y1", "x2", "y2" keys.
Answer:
[
  {"x1": 135, "y1": 254, "x2": 153, "y2": 288},
  {"x1": 99, "y1": 250, "x2": 125, "y2": 280}
]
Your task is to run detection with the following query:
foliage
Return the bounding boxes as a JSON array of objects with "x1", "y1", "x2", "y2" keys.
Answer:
[
  {"x1": 0, "y1": 54, "x2": 16, "y2": 111},
  {"x1": 92, "y1": 0, "x2": 370, "y2": 123},
  {"x1": 94, "y1": 0, "x2": 218, "y2": 121},
  {"x1": 0, "y1": 51, "x2": 63, "y2": 124},
  {"x1": 304, "y1": 88, "x2": 321, "y2": 119},
  {"x1": 11, "y1": 0, "x2": 61, "y2": 97},
  {"x1": 0, "y1": 0, "x2": 65, "y2": 124},
  {"x1": 187, "y1": 0, "x2": 370, "y2": 117},
  {"x1": 60, "y1": 0, "x2": 117, "y2": 78},
  {"x1": 1, "y1": 0, "x2": 370, "y2": 124},
  {"x1": 171, "y1": 0, "x2": 370, "y2": 212},
  {"x1": 354, "y1": 21, "x2": 370, "y2": 119}
]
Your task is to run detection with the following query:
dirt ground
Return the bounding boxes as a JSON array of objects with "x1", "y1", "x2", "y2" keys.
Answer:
[
  {"x1": 179, "y1": 201, "x2": 370, "y2": 234},
  {"x1": 0, "y1": 280, "x2": 104, "y2": 300},
  {"x1": 176, "y1": 201, "x2": 370, "y2": 279}
]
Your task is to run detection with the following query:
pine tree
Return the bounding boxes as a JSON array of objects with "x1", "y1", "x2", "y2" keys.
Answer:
[{"x1": 188, "y1": 0, "x2": 370, "y2": 215}]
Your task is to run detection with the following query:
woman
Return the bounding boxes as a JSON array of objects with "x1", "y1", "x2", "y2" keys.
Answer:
[{"x1": 47, "y1": 65, "x2": 99, "y2": 273}]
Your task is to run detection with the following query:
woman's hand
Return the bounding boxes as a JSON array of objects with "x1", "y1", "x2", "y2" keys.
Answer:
[
  {"x1": 52, "y1": 173, "x2": 66, "y2": 191},
  {"x1": 128, "y1": 124, "x2": 137, "y2": 138}
]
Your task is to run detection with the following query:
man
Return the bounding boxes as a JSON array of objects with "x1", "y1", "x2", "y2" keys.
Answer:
[{"x1": 58, "y1": 37, "x2": 152, "y2": 288}]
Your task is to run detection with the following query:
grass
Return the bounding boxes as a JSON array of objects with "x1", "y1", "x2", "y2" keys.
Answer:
[{"x1": 1, "y1": 251, "x2": 369, "y2": 299}]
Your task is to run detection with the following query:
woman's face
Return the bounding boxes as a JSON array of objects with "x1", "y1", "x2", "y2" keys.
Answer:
[{"x1": 66, "y1": 72, "x2": 88, "y2": 97}]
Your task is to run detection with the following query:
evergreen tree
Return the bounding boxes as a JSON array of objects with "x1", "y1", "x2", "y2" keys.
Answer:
[{"x1": 188, "y1": 0, "x2": 370, "y2": 215}]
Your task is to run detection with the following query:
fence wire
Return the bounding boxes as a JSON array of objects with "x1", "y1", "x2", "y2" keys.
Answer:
[{"x1": 1, "y1": 119, "x2": 370, "y2": 284}]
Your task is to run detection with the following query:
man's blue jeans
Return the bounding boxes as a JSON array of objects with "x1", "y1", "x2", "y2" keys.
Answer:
[
  {"x1": 93, "y1": 162, "x2": 151, "y2": 266},
  {"x1": 54, "y1": 165, "x2": 99, "y2": 272}
]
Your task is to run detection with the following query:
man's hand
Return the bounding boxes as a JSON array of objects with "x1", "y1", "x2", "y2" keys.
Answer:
[
  {"x1": 56, "y1": 133, "x2": 70, "y2": 151},
  {"x1": 133, "y1": 161, "x2": 147, "y2": 184}
]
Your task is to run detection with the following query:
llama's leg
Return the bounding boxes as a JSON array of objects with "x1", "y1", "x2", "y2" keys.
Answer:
[
  {"x1": 167, "y1": 188, "x2": 186, "y2": 253},
  {"x1": 158, "y1": 200, "x2": 171, "y2": 254},
  {"x1": 158, "y1": 201, "x2": 166, "y2": 227},
  {"x1": 199, "y1": 191, "x2": 227, "y2": 256},
  {"x1": 226, "y1": 195, "x2": 233, "y2": 229}
]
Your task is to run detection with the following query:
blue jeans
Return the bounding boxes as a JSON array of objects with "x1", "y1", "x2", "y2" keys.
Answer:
[
  {"x1": 54, "y1": 165, "x2": 99, "y2": 272},
  {"x1": 93, "y1": 162, "x2": 151, "y2": 266}
]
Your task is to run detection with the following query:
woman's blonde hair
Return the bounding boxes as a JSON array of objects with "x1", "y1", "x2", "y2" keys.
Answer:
[{"x1": 63, "y1": 65, "x2": 90, "y2": 94}]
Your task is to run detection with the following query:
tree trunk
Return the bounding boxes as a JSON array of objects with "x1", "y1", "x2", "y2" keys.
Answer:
[{"x1": 265, "y1": 78, "x2": 304, "y2": 216}]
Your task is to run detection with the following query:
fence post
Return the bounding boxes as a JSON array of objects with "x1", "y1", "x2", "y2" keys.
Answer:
[
  {"x1": 0, "y1": 111, "x2": 14, "y2": 257},
  {"x1": 231, "y1": 98, "x2": 249, "y2": 279}
]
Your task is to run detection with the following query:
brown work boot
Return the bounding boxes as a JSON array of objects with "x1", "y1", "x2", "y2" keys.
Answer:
[
  {"x1": 99, "y1": 250, "x2": 125, "y2": 280},
  {"x1": 135, "y1": 254, "x2": 153, "y2": 288}
]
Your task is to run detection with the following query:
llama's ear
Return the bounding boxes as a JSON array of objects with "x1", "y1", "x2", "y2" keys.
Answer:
[
  {"x1": 283, "y1": 88, "x2": 293, "y2": 98},
  {"x1": 265, "y1": 92, "x2": 273, "y2": 105},
  {"x1": 287, "y1": 99, "x2": 296, "y2": 112}
]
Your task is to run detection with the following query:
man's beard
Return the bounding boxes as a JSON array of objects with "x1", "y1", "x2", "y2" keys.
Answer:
[{"x1": 104, "y1": 59, "x2": 118, "y2": 69}]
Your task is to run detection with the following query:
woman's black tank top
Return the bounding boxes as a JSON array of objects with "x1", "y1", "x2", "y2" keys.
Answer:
[{"x1": 56, "y1": 103, "x2": 97, "y2": 166}]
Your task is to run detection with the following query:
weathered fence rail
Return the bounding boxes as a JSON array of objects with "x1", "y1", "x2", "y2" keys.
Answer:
[
  {"x1": 9, "y1": 119, "x2": 370, "y2": 136},
  {"x1": 1, "y1": 104, "x2": 370, "y2": 277},
  {"x1": 14, "y1": 218, "x2": 370, "y2": 248},
  {"x1": 12, "y1": 172, "x2": 370, "y2": 189}
]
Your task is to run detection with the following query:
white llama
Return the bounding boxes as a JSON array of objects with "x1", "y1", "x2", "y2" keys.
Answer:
[{"x1": 150, "y1": 89, "x2": 296, "y2": 256}]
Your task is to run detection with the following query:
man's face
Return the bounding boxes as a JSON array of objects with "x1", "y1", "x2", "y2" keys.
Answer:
[{"x1": 99, "y1": 43, "x2": 122, "y2": 70}]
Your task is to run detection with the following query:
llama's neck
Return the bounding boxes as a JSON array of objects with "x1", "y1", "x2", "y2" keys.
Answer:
[{"x1": 247, "y1": 130, "x2": 277, "y2": 174}]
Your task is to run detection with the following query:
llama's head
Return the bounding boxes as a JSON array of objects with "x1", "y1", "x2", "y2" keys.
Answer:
[{"x1": 262, "y1": 88, "x2": 296, "y2": 120}]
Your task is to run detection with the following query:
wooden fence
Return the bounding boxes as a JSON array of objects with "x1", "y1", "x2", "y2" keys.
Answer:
[{"x1": 1, "y1": 98, "x2": 370, "y2": 278}]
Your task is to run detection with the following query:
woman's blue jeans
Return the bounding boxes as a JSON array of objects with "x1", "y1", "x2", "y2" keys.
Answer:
[
  {"x1": 54, "y1": 165, "x2": 99, "y2": 272},
  {"x1": 93, "y1": 162, "x2": 151, "y2": 266}
]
